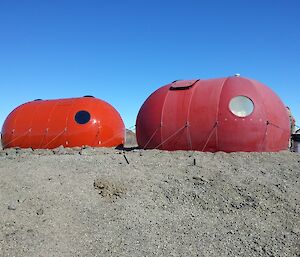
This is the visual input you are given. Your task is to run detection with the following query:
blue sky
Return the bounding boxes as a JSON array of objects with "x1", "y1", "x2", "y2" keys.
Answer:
[{"x1": 0, "y1": 0, "x2": 299, "y2": 130}]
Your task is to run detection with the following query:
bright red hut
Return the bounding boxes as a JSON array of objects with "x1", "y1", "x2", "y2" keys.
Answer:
[
  {"x1": 2, "y1": 96, "x2": 125, "y2": 149},
  {"x1": 136, "y1": 75, "x2": 290, "y2": 152}
]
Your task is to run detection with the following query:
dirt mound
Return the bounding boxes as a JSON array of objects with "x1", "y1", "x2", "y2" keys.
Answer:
[
  {"x1": 125, "y1": 129, "x2": 137, "y2": 147},
  {"x1": 0, "y1": 148, "x2": 299, "y2": 256}
]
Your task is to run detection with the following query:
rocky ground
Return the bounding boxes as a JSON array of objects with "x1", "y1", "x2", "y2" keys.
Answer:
[{"x1": 0, "y1": 146, "x2": 299, "y2": 257}]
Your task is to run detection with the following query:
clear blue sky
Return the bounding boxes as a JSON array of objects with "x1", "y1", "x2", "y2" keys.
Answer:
[{"x1": 1, "y1": 0, "x2": 299, "y2": 130}]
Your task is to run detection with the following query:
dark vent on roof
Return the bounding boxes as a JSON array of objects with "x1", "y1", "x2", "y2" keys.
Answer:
[{"x1": 170, "y1": 79, "x2": 199, "y2": 91}]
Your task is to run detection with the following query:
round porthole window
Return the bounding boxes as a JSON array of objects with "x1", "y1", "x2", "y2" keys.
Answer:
[
  {"x1": 229, "y1": 96, "x2": 254, "y2": 117},
  {"x1": 75, "y1": 110, "x2": 91, "y2": 124}
]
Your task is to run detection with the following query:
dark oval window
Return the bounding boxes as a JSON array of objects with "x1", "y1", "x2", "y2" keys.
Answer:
[{"x1": 75, "y1": 110, "x2": 91, "y2": 124}]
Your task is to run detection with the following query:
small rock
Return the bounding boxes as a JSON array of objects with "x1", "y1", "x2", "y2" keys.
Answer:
[
  {"x1": 94, "y1": 178, "x2": 126, "y2": 199},
  {"x1": 8, "y1": 203, "x2": 17, "y2": 210},
  {"x1": 192, "y1": 176, "x2": 209, "y2": 183},
  {"x1": 36, "y1": 208, "x2": 44, "y2": 215},
  {"x1": 292, "y1": 227, "x2": 300, "y2": 234}
]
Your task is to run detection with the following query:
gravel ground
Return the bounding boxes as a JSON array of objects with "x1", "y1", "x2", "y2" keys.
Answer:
[{"x1": 0, "y1": 147, "x2": 299, "y2": 257}]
